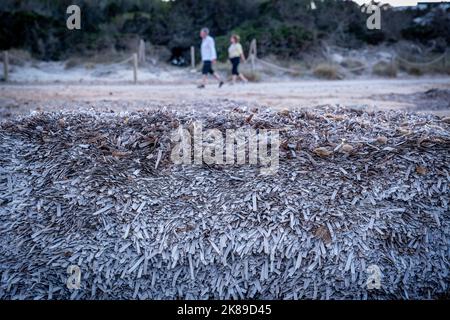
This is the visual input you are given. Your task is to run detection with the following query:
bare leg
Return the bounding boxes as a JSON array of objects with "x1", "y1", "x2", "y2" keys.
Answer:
[
  {"x1": 239, "y1": 73, "x2": 248, "y2": 83},
  {"x1": 213, "y1": 72, "x2": 224, "y2": 88},
  {"x1": 198, "y1": 75, "x2": 207, "y2": 88},
  {"x1": 213, "y1": 72, "x2": 222, "y2": 82},
  {"x1": 232, "y1": 75, "x2": 237, "y2": 85}
]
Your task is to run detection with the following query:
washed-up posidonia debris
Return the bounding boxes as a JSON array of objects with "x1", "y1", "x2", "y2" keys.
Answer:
[{"x1": 0, "y1": 105, "x2": 449, "y2": 299}]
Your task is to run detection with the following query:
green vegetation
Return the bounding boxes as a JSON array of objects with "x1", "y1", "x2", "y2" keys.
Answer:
[{"x1": 0, "y1": 0, "x2": 448, "y2": 61}]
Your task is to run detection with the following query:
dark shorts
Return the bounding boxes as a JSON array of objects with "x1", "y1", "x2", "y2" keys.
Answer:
[
  {"x1": 230, "y1": 57, "x2": 240, "y2": 75},
  {"x1": 202, "y1": 61, "x2": 214, "y2": 75}
]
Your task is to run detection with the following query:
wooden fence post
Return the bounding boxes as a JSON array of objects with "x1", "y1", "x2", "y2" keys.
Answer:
[
  {"x1": 250, "y1": 54, "x2": 255, "y2": 72},
  {"x1": 138, "y1": 39, "x2": 146, "y2": 64},
  {"x1": 390, "y1": 54, "x2": 395, "y2": 72},
  {"x1": 190, "y1": 46, "x2": 195, "y2": 69},
  {"x1": 249, "y1": 39, "x2": 257, "y2": 73},
  {"x1": 3, "y1": 51, "x2": 9, "y2": 82},
  {"x1": 133, "y1": 53, "x2": 138, "y2": 84}
]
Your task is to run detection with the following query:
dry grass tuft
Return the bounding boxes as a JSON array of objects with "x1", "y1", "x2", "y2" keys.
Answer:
[
  {"x1": 241, "y1": 71, "x2": 261, "y2": 82},
  {"x1": 372, "y1": 61, "x2": 397, "y2": 77},
  {"x1": 340, "y1": 58, "x2": 365, "y2": 74},
  {"x1": 313, "y1": 63, "x2": 341, "y2": 80}
]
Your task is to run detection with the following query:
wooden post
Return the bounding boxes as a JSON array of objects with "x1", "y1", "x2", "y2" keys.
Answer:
[
  {"x1": 3, "y1": 51, "x2": 9, "y2": 82},
  {"x1": 251, "y1": 53, "x2": 255, "y2": 73},
  {"x1": 190, "y1": 46, "x2": 195, "y2": 69},
  {"x1": 390, "y1": 54, "x2": 395, "y2": 73},
  {"x1": 249, "y1": 39, "x2": 257, "y2": 73},
  {"x1": 138, "y1": 39, "x2": 145, "y2": 64},
  {"x1": 133, "y1": 53, "x2": 138, "y2": 84}
]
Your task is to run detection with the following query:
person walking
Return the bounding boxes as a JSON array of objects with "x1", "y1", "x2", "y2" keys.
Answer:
[
  {"x1": 228, "y1": 34, "x2": 248, "y2": 85},
  {"x1": 198, "y1": 27, "x2": 224, "y2": 89}
]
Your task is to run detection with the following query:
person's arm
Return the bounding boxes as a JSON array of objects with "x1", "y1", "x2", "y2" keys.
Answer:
[{"x1": 210, "y1": 38, "x2": 217, "y2": 63}]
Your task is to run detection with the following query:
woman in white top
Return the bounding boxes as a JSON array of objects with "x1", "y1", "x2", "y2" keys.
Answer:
[{"x1": 228, "y1": 34, "x2": 248, "y2": 84}]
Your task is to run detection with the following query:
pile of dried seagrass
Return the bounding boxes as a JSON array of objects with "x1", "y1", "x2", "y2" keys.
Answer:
[{"x1": 0, "y1": 105, "x2": 449, "y2": 299}]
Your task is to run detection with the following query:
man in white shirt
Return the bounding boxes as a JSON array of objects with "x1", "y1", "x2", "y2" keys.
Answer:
[{"x1": 198, "y1": 27, "x2": 224, "y2": 89}]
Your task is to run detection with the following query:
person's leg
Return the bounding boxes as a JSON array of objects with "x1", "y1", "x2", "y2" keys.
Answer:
[
  {"x1": 206, "y1": 61, "x2": 223, "y2": 88},
  {"x1": 214, "y1": 72, "x2": 224, "y2": 87},
  {"x1": 239, "y1": 73, "x2": 248, "y2": 83},
  {"x1": 229, "y1": 59, "x2": 235, "y2": 85},
  {"x1": 231, "y1": 58, "x2": 240, "y2": 84},
  {"x1": 198, "y1": 75, "x2": 207, "y2": 88},
  {"x1": 198, "y1": 61, "x2": 210, "y2": 88},
  {"x1": 213, "y1": 72, "x2": 222, "y2": 81},
  {"x1": 212, "y1": 70, "x2": 223, "y2": 87}
]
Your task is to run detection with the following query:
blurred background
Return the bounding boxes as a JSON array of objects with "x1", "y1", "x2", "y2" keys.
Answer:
[
  {"x1": 0, "y1": 0, "x2": 449, "y2": 117},
  {"x1": 1, "y1": 0, "x2": 449, "y2": 78}
]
